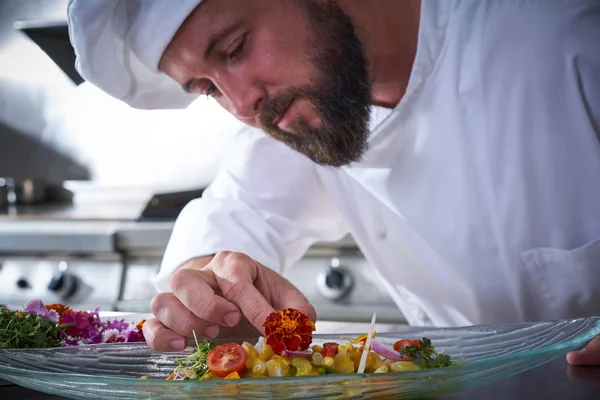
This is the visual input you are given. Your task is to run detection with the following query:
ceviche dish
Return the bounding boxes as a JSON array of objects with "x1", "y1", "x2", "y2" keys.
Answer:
[{"x1": 148, "y1": 308, "x2": 460, "y2": 381}]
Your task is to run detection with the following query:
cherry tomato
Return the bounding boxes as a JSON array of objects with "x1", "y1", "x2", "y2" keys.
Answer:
[
  {"x1": 206, "y1": 343, "x2": 247, "y2": 377},
  {"x1": 393, "y1": 339, "x2": 421, "y2": 352},
  {"x1": 322, "y1": 342, "x2": 339, "y2": 358}
]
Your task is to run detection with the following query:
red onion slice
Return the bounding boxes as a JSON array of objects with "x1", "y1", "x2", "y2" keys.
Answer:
[
  {"x1": 371, "y1": 339, "x2": 412, "y2": 362},
  {"x1": 282, "y1": 350, "x2": 313, "y2": 359}
]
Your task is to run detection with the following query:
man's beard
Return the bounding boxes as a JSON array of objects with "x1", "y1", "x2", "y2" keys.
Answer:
[{"x1": 258, "y1": 1, "x2": 372, "y2": 167}]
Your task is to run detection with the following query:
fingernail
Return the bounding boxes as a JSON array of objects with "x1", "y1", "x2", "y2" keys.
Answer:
[
  {"x1": 204, "y1": 324, "x2": 219, "y2": 338},
  {"x1": 170, "y1": 338, "x2": 186, "y2": 350},
  {"x1": 223, "y1": 312, "x2": 241, "y2": 328}
]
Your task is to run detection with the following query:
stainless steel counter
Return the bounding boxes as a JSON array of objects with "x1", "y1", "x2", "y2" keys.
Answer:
[
  {"x1": 0, "y1": 221, "x2": 117, "y2": 254},
  {"x1": 0, "y1": 219, "x2": 359, "y2": 254}
]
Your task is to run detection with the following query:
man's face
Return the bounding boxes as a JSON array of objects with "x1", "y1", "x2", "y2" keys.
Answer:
[{"x1": 160, "y1": 0, "x2": 371, "y2": 167}]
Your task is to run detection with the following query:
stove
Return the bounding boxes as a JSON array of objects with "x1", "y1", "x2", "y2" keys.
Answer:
[{"x1": 0, "y1": 188, "x2": 405, "y2": 325}]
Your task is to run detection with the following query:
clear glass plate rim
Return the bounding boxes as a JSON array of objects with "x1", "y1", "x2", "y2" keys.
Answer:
[{"x1": 0, "y1": 317, "x2": 598, "y2": 388}]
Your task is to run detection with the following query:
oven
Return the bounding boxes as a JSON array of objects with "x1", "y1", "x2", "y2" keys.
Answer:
[
  {"x1": 117, "y1": 246, "x2": 404, "y2": 324},
  {"x1": 0, "y1": 188, "x2": 405, "y2": 325},
  {"x1": 0, "y1": 234, "x2": 404, "y2": 325}
]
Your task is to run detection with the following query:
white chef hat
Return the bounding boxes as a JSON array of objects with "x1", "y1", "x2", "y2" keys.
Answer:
[{"x1": 67, "y1": 0, "x2": 204, "y2": 109}]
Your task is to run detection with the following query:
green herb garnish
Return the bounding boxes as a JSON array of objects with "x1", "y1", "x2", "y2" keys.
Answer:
[
  {"x1": 0, "y1": 305, "x2": 63, "y2": 348},
  {"x1": 399, "y1": 337, "x2": 456, "y2": 369},
  {"x1": 171, "y1": 332, "x2": 216, "y2": 380}
]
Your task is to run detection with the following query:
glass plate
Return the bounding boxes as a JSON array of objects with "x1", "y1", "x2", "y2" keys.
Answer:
[{"x1": 0, "y1": 317, "x2": 598, "y2": 399}]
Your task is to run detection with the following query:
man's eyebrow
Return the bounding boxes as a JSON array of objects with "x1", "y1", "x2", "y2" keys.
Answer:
[{"x1": 203, "y1": 23, "x2": 240, "y2": 61}]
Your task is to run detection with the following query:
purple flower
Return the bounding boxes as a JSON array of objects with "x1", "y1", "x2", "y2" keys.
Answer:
[
  {"x1": 24, "y1": 299, "x2": 59, "y2": 322},
  {"x1": 25, "y1": 299, "x2": 45, "y2": 314},
  {"x1": 102, "y1": 329, "x2": 127, "y2": 343},
  {"x1": 64, "y1": 336, "x2": 85, "y2": 347},
  {"x1": 105, "y1": 319, "x2": 129, "y2": 332},
  {"x1": 60, "y1": 310, "x2": 97, "y2": 338},
  {"x1": 126, "y1": 329, "x2": 145, "y2": 343}
]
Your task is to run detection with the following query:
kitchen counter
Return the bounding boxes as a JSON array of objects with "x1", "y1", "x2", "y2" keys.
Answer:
[
  {"x1": 0, "y1": 220, "x2": 118, "y2": 254},
  {"x1": 1, "y1": 358, "x2": 598, "y2": 399},
  {"x1": 0, "y1": 219, "x2": 359, "y2": 254}
]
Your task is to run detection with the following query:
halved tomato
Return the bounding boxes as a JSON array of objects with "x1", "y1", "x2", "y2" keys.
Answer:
[
  {"x1": 393, "y1": 339, "x2": 421, "y2": 352},
  {"x1": 322, "y1": 342, "x2": 339, "y2": 358},
  {"x1": 206, "y1": 343, "x2": 247, "y2": 377}
]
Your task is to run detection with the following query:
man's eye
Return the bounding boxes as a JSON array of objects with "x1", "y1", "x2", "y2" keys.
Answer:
[
  {"x1": 205, "y1": 83, "x2": 219, "y2": 97},
  {"x1": 229, "y1": 34, "x2": 247, "y2": 60}
]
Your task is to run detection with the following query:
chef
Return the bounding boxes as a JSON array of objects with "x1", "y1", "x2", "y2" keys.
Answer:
[{"x1": 67, "y1": 0, "x2": 600, "y2": 365}]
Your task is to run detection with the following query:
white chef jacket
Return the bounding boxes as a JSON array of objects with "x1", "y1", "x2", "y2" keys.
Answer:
[{"x1": 156, "y1": 0, "x2": 600, "y2": 327}]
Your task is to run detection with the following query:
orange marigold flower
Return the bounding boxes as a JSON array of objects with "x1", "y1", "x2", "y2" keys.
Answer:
[
  {"x1": 263, "y1": 308, "x2": 316, "y2": 355},
  {"x1": 45, "y1": 303, "x2": 73, "y2": 317}
]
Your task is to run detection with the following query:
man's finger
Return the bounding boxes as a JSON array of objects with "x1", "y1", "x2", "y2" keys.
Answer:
[
  {"x1": 169, "y1": 267, "x2": 242, "y2": 327},
  {"x1": 142, "y1": 317, "x2": 187, "y2": 352},
  {"x1": 151, "y1": 292, "x2": 221, "y2": 339},
  {"x1": 263, "y1": 269, "x2": 317, "y2": 322},
  {"x1": 211, "y1": 252, "x2": 277, "y2": 333},
  {"x1": 566, "y1": 335, "x2": 600, "y2": 366}
]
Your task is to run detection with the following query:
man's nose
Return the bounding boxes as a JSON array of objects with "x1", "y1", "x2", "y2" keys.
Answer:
[{"x1": 221, "y1": 77, "x2": 265, "y2": 119}]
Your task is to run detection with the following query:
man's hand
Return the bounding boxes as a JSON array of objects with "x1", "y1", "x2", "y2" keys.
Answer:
[
  {"x1": 566, "y1": 335, "x2": 600, "y2": 366},
  {"x1": 142, "y1": 251, "x2": 316, "y2": 352}
]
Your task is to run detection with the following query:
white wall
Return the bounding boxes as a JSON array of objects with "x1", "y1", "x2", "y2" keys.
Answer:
[
  {"x1": 47, "y1": 83, "x2": 245, "y2": 192},
  {"x1": 0, "y1": 0, "x2": 247, "y2": 193}
]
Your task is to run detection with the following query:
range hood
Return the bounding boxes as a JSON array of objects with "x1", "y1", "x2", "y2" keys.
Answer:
[{"x1": 14, "y1": 19, "x2": 84, "y2": 85}]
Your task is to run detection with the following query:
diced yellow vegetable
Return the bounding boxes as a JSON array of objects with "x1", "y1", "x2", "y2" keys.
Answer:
[
  {"x1": 365, "y1": 351, "x2": 385, "y2": 373},
  {"x1": 389, "y1": 361, "x2": 421, "y2": 372},
  {"x1": 266, "y1": 356, "x2": 290, "y2": 377},
  {"x1": 291, "y1": 358, "x2": 314, "y2": 376},
  {"x1": 201, "y1": 371, "x2": 214, "y2": 380},
  {"x1": 337, "y1": 344, "x2": 353, "y2": 353},
  {"x1": 333, "y1": 352, "x2": 355, "y2": 374},
  {"x1": 139, "y1": 375, "x2": 149, "y2": 380},
  {"x1": 224, "y1": 371, "x2": 240, "y2": 379},
  {"x1": 242, "y1": 341, "x2": 258, "y2": 370},
  {"x1": 260, "y1": 343, "x2": 275, "y2": 360},
  {"x1": 311, "y1": 344, "x2": 323, "y2": 353},
  {"x1": 323, "y1": 356, "x2": 335, "y2": 368},
  {"x1": 374, "y1": 365, "x2": 389, "y2": 373},
  {"x1": 279, "y1": 355, "x2": 291, "y2": 366}
]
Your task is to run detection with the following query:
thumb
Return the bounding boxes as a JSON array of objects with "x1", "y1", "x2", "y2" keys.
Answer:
[{"x1": 566, "y1": 335, "x2": 600, "y2": 366}]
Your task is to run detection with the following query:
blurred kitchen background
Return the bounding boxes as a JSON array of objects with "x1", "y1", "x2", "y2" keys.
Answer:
[{"x1": 0, "y1": 0, "x2": 404, "y2": 327}]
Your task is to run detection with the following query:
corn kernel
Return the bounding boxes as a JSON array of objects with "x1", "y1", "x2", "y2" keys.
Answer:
[
  {"x1": 311, "y1": 352, "x2": 324, "y2": 366},
  {"x1": 252, "y1": 359, "x2": 267, "y2": 376},
  {"x1": 312, "y1": 344, "x2": 323, "y2": 353},
  {"x1": 323, "y1": 356, "x2": 335, "y2": 368},
  {"x1": 374, "y1": 365, "x2": 389, "y2": 373}
]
